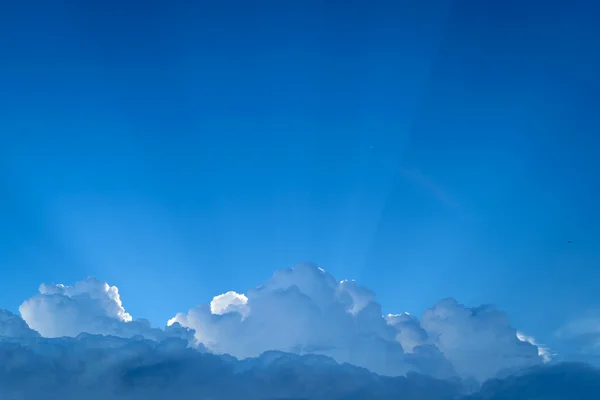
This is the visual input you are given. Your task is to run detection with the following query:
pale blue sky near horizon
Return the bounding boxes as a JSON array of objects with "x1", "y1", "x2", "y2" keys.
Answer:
[{"x1": 0, "y1": 0, "x2": 599, "y2": 358}]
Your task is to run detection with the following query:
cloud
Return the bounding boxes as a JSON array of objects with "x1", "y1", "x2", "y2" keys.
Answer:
[
  {"x1": 1, "y1": 263, "x2": 596, "y2": 398},
  {"x1": 209, "y1": 291, "x2": 249, "y2": 317},
  {"x1": 420, "y1": 298, "x2": 542, "y2": 382},
  {"x1": 398, "y1": 167, "x2": 459, "y2": 208},
  {"x1": 517, "y1": 331, "x2": 553, "y2": 363},
  {"x1": 169, "y1": 263, "x2": 413, "y2": 377},
  {"x1": 170, "y1": 263, "x2": 543, "y2": 381},
  {"x1": 556, "y1": 311, "x2": 600, "y2": 356},
  {"x1": 386, "y1": 312, "x2": 429, "y2": 352},
  {"x1": 19, "y1": 277, "x2": 195, "y2": 343},
  {"x1": 0, "y1": 330, "x2": 596, "y2": 400},
  {"x1": 470, "y1": 363, "x2": 600, "y2": 400},
  {"x1": 10, "y1": 263, "x2": 546, "y2": 383},
  {"x1": 0, "y1": 309, "x2": 40, "y2": 338},
  {"x1": 0, "y1": 332, "x2": 461, "y2": 400},
  {"x1": 338, "y1": 279, "x2": 377, "y2": 315}
]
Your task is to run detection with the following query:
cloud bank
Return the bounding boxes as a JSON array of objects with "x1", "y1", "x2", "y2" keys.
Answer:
[
  {"x1": 13, "y1": 262, "x2": 545, "y2": 382},
  {"x1": 1, "y1": 262, "x2": 596, "y2": 398},
  {"x1": 0, "y1": 328, "x2": 595, "y2": 400}
]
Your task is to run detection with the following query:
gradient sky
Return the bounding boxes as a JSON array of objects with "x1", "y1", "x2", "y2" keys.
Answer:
[{"x1": 0, "y1": 0, "x2": 598, "y2": 356}]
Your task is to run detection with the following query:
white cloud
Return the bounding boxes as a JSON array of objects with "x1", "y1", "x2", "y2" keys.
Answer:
[
  {"x1": 40, "y1": 278, "x2": 132, "y2": 322},
  {"x1": 338, "y1": 279, "x2": 376, "y2": 315},
  {"x1": 171, "y1": 263, "x2": 544, "y2": 381},
  {"x1": 19, "y1": 277, "x2": 195, "y2": 343},
  {"x1": 517, "y1": 331, "x2": 553, "y2": 363},
  {"x1": 169, "y1": 263, "x2": 412, "y2": 377},
  {"x1": 386, "y1": 312, "x2": 429, "y2": 352},
  {"x1": 9, "y1": 263, "x2": 548, "y2": 383},
  {"x1": 420, "y1": 298, "x2": 543, "y2": 382},
  {"x1": 210, "y1": 291, "x2": 249, "y2": 317}
]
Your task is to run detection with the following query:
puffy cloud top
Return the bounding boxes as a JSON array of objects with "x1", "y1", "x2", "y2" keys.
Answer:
[
  {"x1": 169, "y1": 263, "x2": 412, "y2": 377},
  {"x1": 41, "y1": 278, "x2": 132, "y2": 322},
  {"x1": 170, "y1": 263, "x2": 544, "y2": 381},
  {"x1": 210, "y1": 291, "x2": 249, "y2": 317},
  {"x1": 8, "y1": 263, "x2": 548, "y2": 383},
  {"x1": 19, "y1": 277, "x2": 195, "y2": 343}
]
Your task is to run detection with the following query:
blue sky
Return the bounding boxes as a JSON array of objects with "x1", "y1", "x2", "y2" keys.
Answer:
[{"x1": 0, "y1": 0, "x2": 598, "y2": 356}]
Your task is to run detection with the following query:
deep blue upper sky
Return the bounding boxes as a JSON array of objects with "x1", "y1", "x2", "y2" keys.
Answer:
[{"x1": 0, "y1": 0, "x2": 598, "y2": 355}]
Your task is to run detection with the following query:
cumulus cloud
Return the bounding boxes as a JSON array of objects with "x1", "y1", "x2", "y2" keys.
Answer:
[
  {"x1": 19, "y1": 277, "x2": 195, "y2": 343},
  {"x1": 41, "y1": 278, "x2": 132, "y2": 321},
  {"x1": 210, "y1": 291, "x2": 249, "y2": 317},
  {"x1": 386, "y1": 312, "x2": 429, "y2": 352},
  {"x1": 169, "y1": 263, "x2": 413, "y2": 377},
  {"x1": 338, "y1": 279, "x2": 377, "y2": 315},
  {"x1": 9, "y1": 263, "x2": 549, "y2": 383},
  {"x1": 2, "y1": 262, "x2": 596, "y2": 398},
  {"x1": 170, "y1": 263, "x2": 543, "y2": 381},
  {"x1": 419, "y1": 298, "x2": 542, "y2": 382}
]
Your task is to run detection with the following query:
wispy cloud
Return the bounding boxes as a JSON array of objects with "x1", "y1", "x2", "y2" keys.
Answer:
[
  {"x1": 556, "y1": 311, "x2": 600, "y2": 354},
  {"x1": 398, "y1": 167, "x2": 459, "y2": 209},
  {"x1": 517, "y1": 331, "x2": 553, "y2": 362}
]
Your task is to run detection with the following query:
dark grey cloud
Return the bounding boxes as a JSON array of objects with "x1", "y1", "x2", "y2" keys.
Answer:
[{"x1": 0, "y1": 332, "x2": 596, "y2": 400}]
